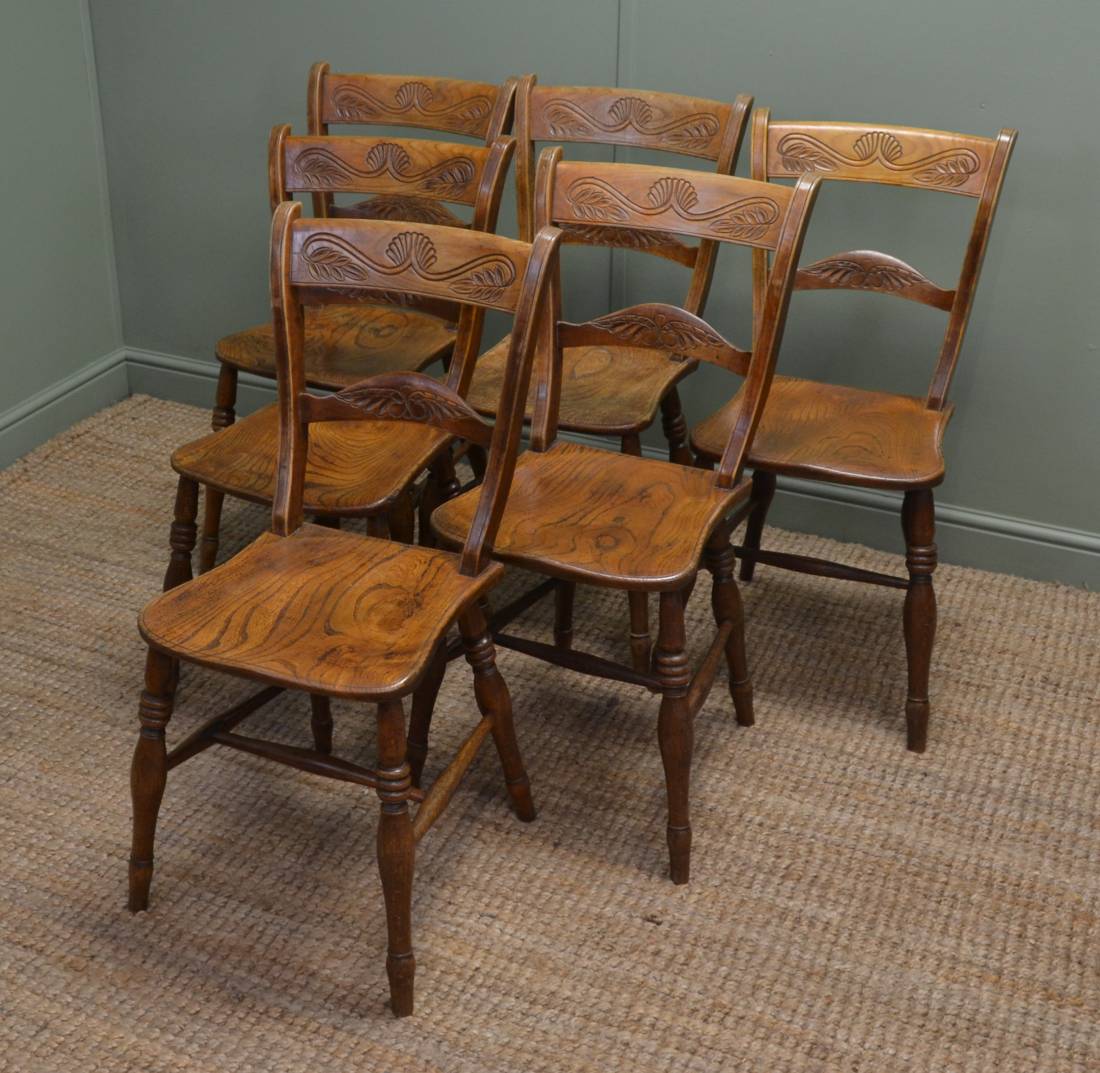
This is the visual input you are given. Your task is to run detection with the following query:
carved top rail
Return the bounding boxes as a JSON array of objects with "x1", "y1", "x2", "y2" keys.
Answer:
[
  {"x1": 764, "y1": 121, "x2": 999, "y2": 197},
  {"x1": 795, "y1": 250, "x2": 956, "y2": 310},
  {"x1": 549, "y1": 159, "x2": 794, "y2": 250},
  {"x1": 529, "y1": 84, "x2": 733, "y2": 160},
  {"x1": 312, "y1": 70, "x2": 506, "y2": 140},
  {"x1": 558, "y1": 303, "x2": 749, "y2": 374},
  {"x1": 278, "y1": 134, "x2": 494, "y2": 206}
]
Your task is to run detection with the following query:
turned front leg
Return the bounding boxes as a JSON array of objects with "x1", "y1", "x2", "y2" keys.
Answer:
[
  {"x1": 704, "y1": 532, "x2": 754, "y2": 726},
  {"x1": 660, "y1": 388, "x2": 692, "y2": 466},
  {"x1": 162, "y1": 476, "x2": 198, "y2": 592},
  {"x1": 211, "y1": 363, "x2": 238, "y2": 431},
  {"x1": 902, "y1": 489, "x2": 937, "y2": 753},
  {"x1": 129, "y1": 649, "x2": 177, "y2": 912},
  {"x1": 654, "y1": 589, "x2": 693, "y2": 884},
  {"x1": 375, "y1": 699, "x2": 415, "y2": 1017}
]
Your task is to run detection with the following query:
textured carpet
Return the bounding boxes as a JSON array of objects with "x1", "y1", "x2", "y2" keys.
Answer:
[{"x1": 1, "y1": 395, "x2": 1097, "y2": 1072}]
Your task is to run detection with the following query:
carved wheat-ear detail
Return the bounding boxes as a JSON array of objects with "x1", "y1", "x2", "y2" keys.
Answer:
[
  {"x1": 299, "y1": 231, "x2": 516, "y2": 302},
  {"x1": 801, "y1": 256, "x2": 926, "y2": 291},
  {"x1": 330, "y1": 80, "x2": 493, "y2": 133},
  {"x1": 542, "y1": 96, "x2": 720, "y2": 151},
  {"x1": 564, "y1": 176, "x2": 781, "y2": 240},
  {"x1": 586, "y1": 308, "x2": 726, "y2": 351},
  {"x1": 775, "y1": 131, "x2": 982, "y2": 188},
  {"x1": 294, "y1": 143, "x2": 476, "y2": 197}
]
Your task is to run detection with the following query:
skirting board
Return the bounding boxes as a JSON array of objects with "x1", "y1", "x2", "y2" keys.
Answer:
[
  {"x1": 115, "y1": 348, "x2": 1100, "y2": 588},
  {"x1": 0, "y1": 348, "x2": 129, "y2": 469}
]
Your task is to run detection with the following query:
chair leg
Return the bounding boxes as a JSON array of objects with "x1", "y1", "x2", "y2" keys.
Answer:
[
  {"x1": 654, "y1": 590, "x2": 693, "y2": 884},
  {"x1": 419, "y1": 452, "x2": 461, "y2": 548},
  {"x1": 902, "y1": 489, "x2": 937, "y2": 754},
  {"x1": 375, "y1": 699, "x2": 415, "y2": 1017},
  {"x1": 460, "y1": 604, "x2": 536, "y2": 823},
  {"x1": 621, "y1": 434, "x2": 652, "y2": 670},
  {"x1": 162, "y1": 476, "x2": 198, "y2": 592},
  {"x1": 211, "y1": 363, "x2": 238, "y2": 431},
  {"x1": 388, "y1": 488, "x2": 416, "y2": 545},
  {"x1": 466, "y1": 444, "x2": 488, "y2": 481},
  {"x1": 129, "y1": 648, "x2": 176, "y2": 912},
  {"x1": 553, "y1": 580, "x2": 575, "y2": 649},
  {"x1": 310, "y1": 694, "x2": 333, "y2": 755},
  {"x1": 366, "y1": 515, "x2": 389, "y2": 539},
  {"x1": 407, "y1": 642, "x2": 446, "y2": 787},
  {"x1": 704, "y1": 531, "x2": 754, "y2": 726},
  {"x1": 659, "y1": 387, "x2": 692, "y2": 466},
  {"x1": 198, "y1": 489, "x2": 224, "y2": 573},
  {"x1": 739, "y1": 469, "x2": 776, "y2": 582}
]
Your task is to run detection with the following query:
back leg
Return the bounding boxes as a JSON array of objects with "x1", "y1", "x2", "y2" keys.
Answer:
[
  {"x1": 705, "y1": 530, "x2": 754, "y2": 726},
  {"x1": 739, "y1": 469, "x2": 776, "y2": 582},
  {"x1": 407, "y1": 641, "x2": 446, "y2": 787}
]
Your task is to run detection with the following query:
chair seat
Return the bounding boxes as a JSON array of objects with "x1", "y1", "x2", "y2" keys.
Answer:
[
  {"x1": 463, "y1": 335, "x2": 696, "y2": 435},
  {"x1": 216, "y1": 304, "x2": 456, "y2": 391},
  {"x1": 140, "y1": 524, "x2": 501, "y2": 699},
  {"x1": 172, "y1": 404, "x2": 451, "y2": 515},
  {"x1": 691, "y1": 376, "x2": 955, "y2": 490},
  {"x1": 432, "y1": 441, "x2": 747, "y2": 590}
]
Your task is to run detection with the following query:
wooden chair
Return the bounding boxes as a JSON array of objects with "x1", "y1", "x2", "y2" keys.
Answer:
[
  {"x1": 167, "y1": 127, "x2": 513, "y2": 583},
  {"x1": 463, "y1": 76, "x2": 752, "y2": 670},
  {"x1": 691, "y1": 113, "x2": 1016, "y2": 753},
  {"x1": 131, "y1": 202, "x2": 563, "y2": 1018},
  {"x1": 432, "y1": 150, "x2": 819, "y2": 884}
]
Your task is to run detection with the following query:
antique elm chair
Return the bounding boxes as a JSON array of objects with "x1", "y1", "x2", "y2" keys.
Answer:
[
  {"x1": 131, "y1": 202, "x2": 562, "y2": 1017},
  {"x1": 463, "y1": 76, "x2": 752, "y2": 670},
  {"x1": 165, "y1": 127, "x2": 513, "y2": 584},
  {"x1": 431, "y1": 149, "x2": 819, "y2": 884},
  {"x1": 691, "y1": 111, "x2": 1016, "y2": 752},
  {"x1": 200, "y1": 67, "x2": 519, "y2": 561}
]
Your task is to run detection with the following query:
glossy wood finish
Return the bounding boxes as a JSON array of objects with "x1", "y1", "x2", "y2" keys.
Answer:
[
  {"x1": 131, "y1": 209, "x2": 562, "y2": 1016},
  {"x1": 432, "y1": 156, "x2": 818, "y2": 883},
  {"x1": 692, "y1": 111, "x2": 1016, "y2": 751}
]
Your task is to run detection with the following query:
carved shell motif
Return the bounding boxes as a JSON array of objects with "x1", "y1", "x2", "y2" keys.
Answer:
[
  {"x1": 564, "y1": 176, "x2": 781, "y2": 240},
  {"x1": 330, "y1": 80, "x2": 493, "y2": 134},
  {"x1": 775, "y1": 130, "x2": 982, "y2": 188},
  {"x1": 587, "y1": 309, "x2": 726, "y2": 352},
  {"x1": 300, "y1": 231, "x2": 516, "y2": 303},
  {"x1": 542, "y1": 95, "x2": 720, "y2": 151}
]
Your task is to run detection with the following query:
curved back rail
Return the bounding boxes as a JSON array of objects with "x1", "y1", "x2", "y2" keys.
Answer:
[
  {"x1": 751, "y1": 110, "x2": 1017, "y2": 408},
  {"x1": 534, "y1": 150, "x2": 820, "y2": 487},
  {"x1": 270, "y1": 204, "x2": 562, "y2": 574},
  {"x1": 515, "y1": 76, "x2": 752, "y2": 315}
]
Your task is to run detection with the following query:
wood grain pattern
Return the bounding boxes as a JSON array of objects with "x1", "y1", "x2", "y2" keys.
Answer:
[
  {"x1": 766, "y1": 121, "x2": 997, "y2": 196},
  {"x1": 528, "y1": 84, "x2": 732, "y2": 159},
  {"x1": 215, "y1": 305, "x2": 455, "y2": 390},
  {"x1": 431, "y1": 441, "x2": 749, "y2": 590},
  {"x1": 139, "y1": 524, "x2": 503, "y2": 699},
  {"x1": 551, "y1": 160, "x2": 792, "y2": 249},
  {"x1": 691, "y1": 376, "x2": 955, "y2": 489},
  {"x1": 289, "y1": 219, "x2": 530, "y2": 313},
  {"x1": 171, "y1": 403, "x2": 451, "y2": 514},
  {"x1": 462, "y1": 334, "x2": 697, "y2": 435}
]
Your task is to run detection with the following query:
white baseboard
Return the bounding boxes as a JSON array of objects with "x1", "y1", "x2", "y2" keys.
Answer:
[{"x1": 0, "y1": 348, "x2": 129, "y2": 468}]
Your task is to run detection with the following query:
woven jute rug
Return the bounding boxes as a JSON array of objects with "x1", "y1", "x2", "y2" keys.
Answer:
[{"x1": 1, "y1": 395, "x2": 1097, "y2": 1072}]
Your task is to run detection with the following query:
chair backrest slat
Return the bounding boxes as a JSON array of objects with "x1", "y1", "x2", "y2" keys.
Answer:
[
  {"x1": 751, "y1": 109, "x2": 1017, "y2": 409},
  {"x1": 533, "y1": 148, "x2": 819, "y2": 487},
  {"x1": 515, "y1": 77, "x2": 752, "y2": 316},
  {"x1": 270, "y1": 203, "x2": 562, "y2": 576}
]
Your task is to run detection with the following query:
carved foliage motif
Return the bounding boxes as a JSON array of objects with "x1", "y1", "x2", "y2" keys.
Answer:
[
  {"x1": 337, "y1": 194, "x2": 465, "y2": 226},
  {"x1": 586, "y1": 308, "x2": 727, "y2": 353},
  {"x1": 329, "y1": 80, "x2": 493, "y2": 134},
  {"x1": 800, "y1": 256, "x2": 929, "y2": 291},
  {"x1": 560, "y1": 222, "x2": 690, "y2": 253},
  {"x1": 332, "y1": 381, "x2": 482, "y2": 427},
  {"x1": 543, "y1": 96, "x2": 720, "y2": 151},
  {"x1": 564, "y1": 175, "x2": 781, "y2": 240},
  {"x1": 294, "y1": 142, "x2": 476, "y2": 197},
  {"x1": 775, "y1": 130, "x2": 982, "y2": 188},
  {"x1": 299, "y1": 230, "x2": 516, "y2": 303}
]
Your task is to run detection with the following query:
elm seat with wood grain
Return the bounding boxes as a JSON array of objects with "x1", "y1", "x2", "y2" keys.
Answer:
[
  {"x1": 216, "y1": 304, "x2": 456, "y2": 391},
  {"x1": 433, "y1": 441, "x2": 748, "y2": 590},
  {"x1": 465, "y1": 335, "x2": 696, "y2": 434},
  {"x1": 140, "y1": 524, "x2": 501, "y2": 699},
  {"x1": 171, "y1": 405, "x2": 450, "y2": 515},
  {"x1": 691, "y1": 376, "x2": 956, "y2": 490}
]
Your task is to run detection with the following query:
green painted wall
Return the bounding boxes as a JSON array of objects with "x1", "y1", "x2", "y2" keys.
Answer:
[
  {"x1": 84, "y1": 0, "x2": 1099, "y2": 581},
  {"x1": 0, "y1": 0, "x2": 122, "y2": 457}
]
